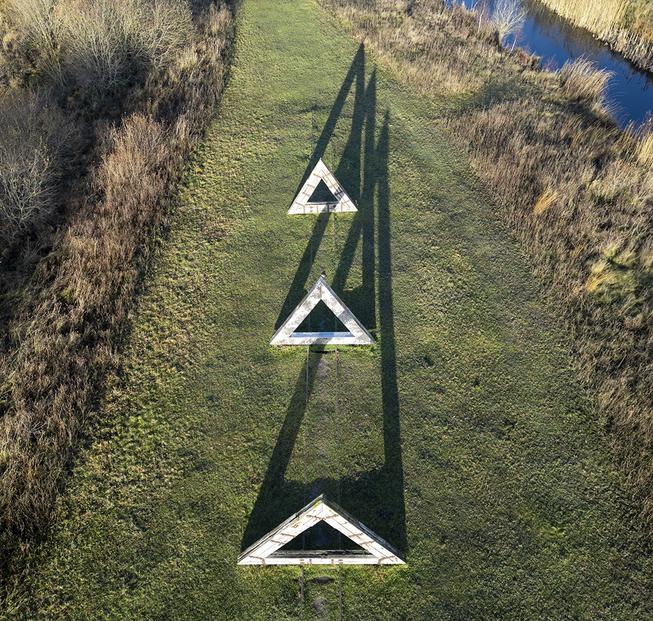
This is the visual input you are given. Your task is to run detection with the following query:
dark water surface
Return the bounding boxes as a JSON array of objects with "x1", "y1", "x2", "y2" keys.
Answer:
[{"x1": 453, "y1": 0, "x2": 653, "y2": 126}]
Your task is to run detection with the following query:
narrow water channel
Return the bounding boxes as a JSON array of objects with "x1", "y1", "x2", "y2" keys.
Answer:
[{"x1": 453, "y1": 0, "x2": 653, "y2": 126}]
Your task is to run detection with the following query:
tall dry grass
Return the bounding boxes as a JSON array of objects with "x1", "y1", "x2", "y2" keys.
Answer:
[
  {"x1": 638, "y1": 123, "x2": 653, "y2": 166},
  {"x1": 324, "y1": 0, "x2": 653, "y2": 526},
  {"x1": 559, "y1": 57, "x2": 613, "y2": 107},
  {"x1": 1, "y1": 0, "x2": 58, "y2": 70},
  {"x1": 0, "y1": 0, "x2": 234, "y2": 578},
  {"x1": 1, "y1": 0, "x2": 195, "y2": 97},
  {"x1": 540, "y1": 0, "x2": 653, "y2": 71},
  {"x1": 56, "y1": 0, "x2": 194, "y2": 96}
]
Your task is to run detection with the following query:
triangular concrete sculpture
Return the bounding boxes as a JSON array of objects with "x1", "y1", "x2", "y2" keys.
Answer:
[
  {"x1": 288, "y1": 158, "x2": 357, "y2": 214},
  {"x1": 238, "y1": 495, "x2": 405, "y2": 565},
  {"x1": 271, "y1": 275, "x2": 374, "y2": 346}
]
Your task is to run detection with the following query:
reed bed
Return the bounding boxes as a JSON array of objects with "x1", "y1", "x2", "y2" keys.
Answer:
[
  {"x1": 540, "y1": 0, "x2": 653, "y2": 71},
  {"x1": 559, "y1": 57, "x2": 613, "y2": 106}
]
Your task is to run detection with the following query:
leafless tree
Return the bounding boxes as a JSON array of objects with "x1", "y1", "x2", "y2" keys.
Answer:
[
  {"x1": 0, "y1": 93, "x2": 66, "y2": 245},
  {"x1": 492, "y1": 0, "x2": 527, "y2": 47}
]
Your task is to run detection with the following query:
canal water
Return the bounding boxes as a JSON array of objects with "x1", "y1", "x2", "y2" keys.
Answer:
[{"x1": 452, "y1": 0, "x2": 653, "y2": 126}]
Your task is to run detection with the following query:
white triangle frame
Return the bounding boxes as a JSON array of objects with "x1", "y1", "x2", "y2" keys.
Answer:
[
  {"x1": 288, "y1": 158, "x2": 357, "y2": 214},
  {"x1": 237, "y1": 495, "x2": 405, "y2": 566},
  {"x1": 271, "y1": 275, "x2": 374, "y2": 346}
]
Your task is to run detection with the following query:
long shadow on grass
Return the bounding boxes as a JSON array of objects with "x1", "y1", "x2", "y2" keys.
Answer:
[
  {"x1": 275, "y1": 43, "x2": 367, "y2": 329},
  {"x1": 243, "y1": 50, "x2": 405, "y2": 554}
]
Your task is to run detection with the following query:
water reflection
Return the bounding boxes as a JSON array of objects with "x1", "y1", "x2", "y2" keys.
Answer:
[{"x1": 451, "y1": 0, "x2": 652, "y2": 126}]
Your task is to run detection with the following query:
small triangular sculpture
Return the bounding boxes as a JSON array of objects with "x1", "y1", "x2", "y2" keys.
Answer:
[
  {"x1": 271, "y1": 275, "x2": 374, "y2": 346},
  {"x1": 288, "y1": 159, "x2": 357, "y2": 214},
  {"x1": 238, "y1": 495, "x2": 405, "y2": 565}
]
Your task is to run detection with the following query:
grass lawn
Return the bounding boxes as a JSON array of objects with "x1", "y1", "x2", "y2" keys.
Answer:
[{"x1": 7, "y1": 0, "x2": 653, "y2": 618}]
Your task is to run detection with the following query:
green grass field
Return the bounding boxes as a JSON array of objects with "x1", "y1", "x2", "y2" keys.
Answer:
[{"x1": 7, "y1": 0, "x2": 653, "y2": 618}]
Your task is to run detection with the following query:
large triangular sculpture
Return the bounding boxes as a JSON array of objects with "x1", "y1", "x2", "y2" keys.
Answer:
[
  {"x1": 288, "y1": 158, "x2": 357, "y2": 214},
  {"x1": 238, "y1": 495, "x2": 404, "y2": 566},
  {"x1": 271, "y1": 275, "x2": 374, "y2": 346}
]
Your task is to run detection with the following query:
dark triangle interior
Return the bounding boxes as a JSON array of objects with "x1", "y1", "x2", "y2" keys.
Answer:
[
  {"x1": 296, "y1": 300, "x2": 349, "y2": 333},
  {"x1": 277, "y1": 521, "x2": 364, "y2": 551},
  {"x1": 307, "y1": 179, "x2": 337, "y2": 203}
]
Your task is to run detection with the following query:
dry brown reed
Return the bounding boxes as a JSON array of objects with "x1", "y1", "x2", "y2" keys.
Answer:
[
  {"x1": 559, "y1": 58, "x2": 613, "y2": 107},
  {"x1": 540, "y1": 0, "x2": 653, "y2": 71},
  {"x1": 638, "y1": 124, "x2": 653, "y2": 166}
]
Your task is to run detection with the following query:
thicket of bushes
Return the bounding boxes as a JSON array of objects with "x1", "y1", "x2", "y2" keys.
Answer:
[
  {"x1": 0, "y1": 0, "x2": 235, "y2": 577},
  {"x1": 325, "y1": 0, "x2": 653, "y2": 523},
  {"x1": 0, "y1": 0, "x2": 199, "y2": 245}
]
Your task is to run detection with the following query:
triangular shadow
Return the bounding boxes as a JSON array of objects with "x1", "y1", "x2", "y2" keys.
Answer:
[
  {"x1": 275, "y1": 44, "x2": 371, "y2": 330},
  {"x1": 290, "y1": 43, "x2": 366, "y2": 202}
]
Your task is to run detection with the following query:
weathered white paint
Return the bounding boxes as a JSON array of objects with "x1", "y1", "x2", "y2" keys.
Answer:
[
  {"x1": 270, "y1": 275, "x2": 374, "y2": 346},
  {"x1": 288, "y1": 158, "x2": 357, "y2": 214},
  {"x1": 237, "y1": 495, "x2": 405, "y2": 566}
]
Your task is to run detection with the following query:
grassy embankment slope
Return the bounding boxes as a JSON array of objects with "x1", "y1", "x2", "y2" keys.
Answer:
[
  {"x1": 540, "y1": 0, "x2": 653, "y2": 71},
  {"x1": 7, "y1": 0, "x2": 653, "y2": 618},
  {"x1": 326, "y1": 0, "x2": 653, "y2": 526},
  {"x1": 0, "y1": 0, "x2": 234, "y2": 567}
]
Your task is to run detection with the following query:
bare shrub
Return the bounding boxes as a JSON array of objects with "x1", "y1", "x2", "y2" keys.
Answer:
[
  {"x1": 55, "y1": 0, "x2": 193, "y2": 96},
  {"x1": 491, "y1": 0, "x2": 526, "y2": 45},
  {"x1": 145, "y1": 0, "x2": 194, "y2": 66},
  {"x1": 0, "y1": 91, "x2": 71, "y2": 245},
  {"x1": 560, "y1": 58, "x2": 613, "y2": 106}
]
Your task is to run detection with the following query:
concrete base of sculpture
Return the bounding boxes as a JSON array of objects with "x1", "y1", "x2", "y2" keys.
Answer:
[
  {"x1": 271, "y1": 275, "x2": 374, "y2": 346},
  {"x1": 288, "y1": 159, "x2": 357, "y2": 214},
  {"x1": 237, "y1": 495, "x2": 405, "y2": 566}
]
